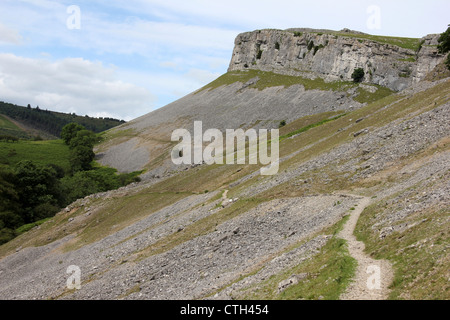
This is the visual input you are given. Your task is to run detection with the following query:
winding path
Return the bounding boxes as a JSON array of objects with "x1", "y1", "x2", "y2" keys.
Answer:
[{"x1": 338, "y1": 196, "x2": 394, "y2": 300}]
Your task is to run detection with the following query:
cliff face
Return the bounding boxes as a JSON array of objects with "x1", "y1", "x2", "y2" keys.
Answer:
[{"x1": 228, "y1": 29, "x2": 444, "y2": 91}]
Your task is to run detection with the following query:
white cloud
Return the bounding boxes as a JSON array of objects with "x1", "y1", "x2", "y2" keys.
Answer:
[
  {"x1": 112, "y1": 0, "x2": 450, "y2": 38},
  {"x1": 0, "y1": 54, "x2": 154, "y2": 121},
  {"x1": 65, "y1": 17, "x2": 238, "y2": 58},
  {"x1": 184, "y1": 68, "x2": 221, "y2": 86},
  {"x1": 0, "y1": 23, "x2": 22, "y2": 44},
  {"x1": 1, "y1": 0, "x2": 448, "y2": 123}
]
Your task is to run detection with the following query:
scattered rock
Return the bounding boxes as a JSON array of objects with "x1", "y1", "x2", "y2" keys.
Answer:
[
  {"x1": 353, "y1": 128, "x2": 369, "y2": 137},
  {"x1": 278, "y1": 273, "x2": 309, "y2": 293}
]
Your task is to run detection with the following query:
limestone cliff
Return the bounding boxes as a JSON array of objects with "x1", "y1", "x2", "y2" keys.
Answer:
[{"x1": 228, "y1": 28, "x2": 444, "y2": 91}]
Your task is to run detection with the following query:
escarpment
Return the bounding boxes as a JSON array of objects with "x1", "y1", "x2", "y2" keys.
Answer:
[{"x1": 229, "y1": 28, "x2": 444, "y2": 91}]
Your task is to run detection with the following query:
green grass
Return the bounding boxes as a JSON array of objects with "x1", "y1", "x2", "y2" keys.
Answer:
[
  {"x1": 277, "y1": 238, "x2": 356, "y2": 300},
  {"x1": 97, "y1": 127, "x2": 137, "y2": 143},
  {"x1": 236, "y1": 215, "x2": 356, "y2": 300},
  {"x1": 197, "y1": 70, "x2": 394, "y2": 105},
  {"x1": 0, "y1": 114, "x2": 20, "y2": 130},
  {"x1": 354, "y1": 85, "x2": 394, "y2": 104},
  {"x1": 399, "y1": 57, "x2": 417, "y2": 63},
  {"x1": 280, "y1": 113, "x2": 347, "y2": 141},
  {"x1": 355, "y1": 202, "x2": 449, "y2": 300},
  {"x1": 15, "y1": 218, "x2": 52, "y2": 235},
  {"x1": 197, "y1": 70, "x2": 358, "y2": 94},
  {"x1": 0, "y1": 139, "x2": 71, "y2": 171}
]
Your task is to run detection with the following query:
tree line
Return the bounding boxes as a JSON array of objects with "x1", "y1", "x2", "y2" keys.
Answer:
[{"x1": 0, "y1": 101, "x2": 126, "y2": 138}]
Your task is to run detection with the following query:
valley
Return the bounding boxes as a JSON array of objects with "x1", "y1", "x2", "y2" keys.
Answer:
[{"x1": 0, "y1": 28, "x2": 448, "y2": 300}]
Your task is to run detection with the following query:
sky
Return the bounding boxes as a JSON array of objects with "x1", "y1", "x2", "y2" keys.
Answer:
[{"x1": 0, "y1": 0, "x2": 449, "y2": 121}]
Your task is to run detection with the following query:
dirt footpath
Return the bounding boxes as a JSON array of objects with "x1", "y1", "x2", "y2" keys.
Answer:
[{"x1": 338, "y1": 196, "x2": 394, "y2": 300}]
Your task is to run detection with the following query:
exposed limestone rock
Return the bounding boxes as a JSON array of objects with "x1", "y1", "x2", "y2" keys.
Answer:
[{"x1": 228, "y1": 29, "x2": 444, "y2": 91}]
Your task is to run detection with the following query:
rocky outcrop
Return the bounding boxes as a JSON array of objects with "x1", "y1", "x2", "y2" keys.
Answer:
[{"x1": 228, "y1": 28, "x2": 444, "y2": 91}]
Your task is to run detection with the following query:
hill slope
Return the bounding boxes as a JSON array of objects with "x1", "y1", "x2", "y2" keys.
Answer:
[
  {"x1": 0, "y1": 28, "x2": 448, "y2": 300},
  {"x1": 0, "y1": 101, "x2": 126, "y2": 139},
  {"x1": 94, "y1": 29, "x2": 443, "y2": 178}
]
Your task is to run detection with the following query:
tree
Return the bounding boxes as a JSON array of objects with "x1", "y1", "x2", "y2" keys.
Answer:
[
  {"x1": 0, "y1": 167, "x2": 22, "y2": 234},
  {"x1": 61, "y1": 123, "x2": 85, "y2": 145},
  {"x1": 351, "y1": 68, "x2": 365, "y2": 83},
  {"x1": 437, "y1": 24, "x2": 450, "y2": 70},
  {"x1": 62, "y1": 124, "x2": 98, "y2": 173},
  {"x1": 64, "y1": 128, "x2": 97, "y2": 173},
  {"x1": 69, "y1": 145, "x2": 95, "y2": 172},
  {"x1": 69, "y1": 129, "x2": 97, "y2": 149},
  {"x1": 14, "y1": 161, "x2": 63, "y2": 222}
]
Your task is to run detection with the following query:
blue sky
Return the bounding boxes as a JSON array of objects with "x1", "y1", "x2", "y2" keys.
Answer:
[{"x1": 0, "y1": 0, "x2": 449, "y2": 121}]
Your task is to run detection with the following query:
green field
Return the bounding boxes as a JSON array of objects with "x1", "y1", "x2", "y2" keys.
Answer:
[{"x1": 0, "y1": 139, "x2": 71, "y2": 171}]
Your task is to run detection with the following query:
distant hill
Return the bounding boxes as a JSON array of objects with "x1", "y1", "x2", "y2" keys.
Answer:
[{"x1": 0, "y1": 101, "x2": 126, "y2": 139}]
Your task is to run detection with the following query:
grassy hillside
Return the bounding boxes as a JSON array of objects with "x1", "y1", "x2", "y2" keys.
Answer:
[
  {"x1": 0, "y1": 71, "x2": 448, "y2": 300},
  {"x1": 197, "y1": 70, "x2": 393, "y2": 104},
  {"x1": 0, "y1": 115, "x2": 30, "y2": 139},
  {"x1": 0, "y1": 139, "x2": 71, "y2": 170}
]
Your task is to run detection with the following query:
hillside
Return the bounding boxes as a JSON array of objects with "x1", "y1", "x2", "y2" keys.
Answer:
[
  {"x1": 0, "y1": 28, "x2": 448, "y2": 301},
  {"x1": 94, "y1": 29, "x2": 443, "y2": 178},
  {"x1": 0, "y1": 101, "x2": 126, "y2": 139}
]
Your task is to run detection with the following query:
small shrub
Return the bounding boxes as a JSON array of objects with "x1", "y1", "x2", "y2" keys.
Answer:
[
  {"x1": 279, "y1": 120, "x2": 286, "y2": 128},
  {"x1": 33, "y1": 135, "x2": 43, "y2": 141},
  {"x1": 351, "y1": 68, "x2": 365, "y2": 83},
  {"x1": 307, "y1": 40, "x2": 314, "y2": 51},
  {"x1": 256, "y1": 50, "x2": 263, "y2": 60},
  {"x1": 313, "y1": 44, "x2": 324, "y2": 56},
  {"x1": 275, "y1": 42, "x2": 280, "y2": 50}
]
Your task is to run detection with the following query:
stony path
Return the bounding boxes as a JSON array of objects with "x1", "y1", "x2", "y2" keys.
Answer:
[{"x1": 338, "y1": 196, "x2": 394, "y2": 300}]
